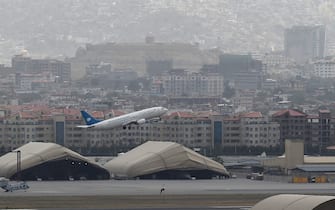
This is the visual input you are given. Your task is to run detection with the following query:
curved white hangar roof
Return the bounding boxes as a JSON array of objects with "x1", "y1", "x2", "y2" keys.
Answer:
[
  {"x1": 105, "y1": 141, "x2": 229, "y2": 179},
  {"x1": 0, "y1": 142, "x2": 110, "y2": 180},
  {"x1": 251, "y1": 194, "x2": 335, "y2": 210}
]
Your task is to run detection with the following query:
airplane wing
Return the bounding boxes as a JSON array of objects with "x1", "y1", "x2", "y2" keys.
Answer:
[
  {"x1": 122, "y1": 117, "x2": 148, "y2": 126},
  {"x1": 122, "y1": 120, "x2": 138, "y2": 127}
]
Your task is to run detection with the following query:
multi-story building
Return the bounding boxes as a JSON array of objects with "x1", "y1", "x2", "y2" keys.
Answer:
[
  {"x1": 15, "y1": 72, "x2": 56, "y2": 91},
  {"x1": 12, "y1": 55, "x2": 71, "y2": 83},
  {"x1": 0, "y1": 107, "x2": 55, "y2": 151},
  {"x1": 284, "y1": 25, "x2": 326, "y2": 64},
  {"x1": 234, "y1": 70, "x2": 262, "y2": 90},
  {"x1": 218, "y1": 53, "x2": 263, "y2": 81},
  {"x1": 0, "y1": 65, "x2": 15, "y2": 96},
  {"x1": 262, "y1": 79, "x2": 278, "y2": 90},
  {"x1": 85, "y1": 63, "x2": 112, "y2": 76},
  {"x1": 279, "y1": 78, "x2": 306, "y2": 92},
  {"x1": 312, "y1": 58, "x2": 335, "y2": 78},
  {"x1": 272, "y1": 109, "x2": 335, "y2": 152},
  {"x1": 233, "y1": 90, "x2": 256, "y2": 112},
  {"x1": 305, "y1": 110, "x2": 333, "y2": 149},
  {"x1": 240, "y1": 112, "x2": 280, "y2": 147},
  {"x1": 0, "y1": 106, "x2": 215, "y2": 153},
  {"x1": 4, "y1": 105, "x2": 334, "y2": 156},
  {"x1": 146, "y1": 59, "x2": 173, "y2": 76},
  {"x1": 212, "y1": 112, "x2": 280, "y2": 149},
  {"x1": 271, "y1": 109, "x2": 307, "y2": 145},
  {"x1": 156, "y1": 69, "x2": 224, "y2": 97},
  {"x1": 262, "y1": 52, "x2": 293, "y2": 67},
  {"x1": 159, "y1": 111, "x2": 212, "y2": 149}
]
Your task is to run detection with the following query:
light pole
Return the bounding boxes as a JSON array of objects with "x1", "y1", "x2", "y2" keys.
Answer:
[{"x1": 12, "y1": 150, "x2": 21, "y2": 181}]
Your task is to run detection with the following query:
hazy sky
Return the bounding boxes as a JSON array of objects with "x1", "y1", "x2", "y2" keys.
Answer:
[{"x1": 0, "y1": 0, "x2": 334, "y2": 63}]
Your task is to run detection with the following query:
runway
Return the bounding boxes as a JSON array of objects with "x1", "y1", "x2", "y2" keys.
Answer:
[
  {"x1": 1, "y1": 178, "x2": 335, "y2": 196},
  {"x1": 1, "y1": 178, "x2": 335, "y2": 209}
]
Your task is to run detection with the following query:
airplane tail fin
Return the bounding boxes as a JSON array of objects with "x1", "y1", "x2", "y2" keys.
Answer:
[{"x1": 80, "y1": 111, "x2": 101, "y2": 125}]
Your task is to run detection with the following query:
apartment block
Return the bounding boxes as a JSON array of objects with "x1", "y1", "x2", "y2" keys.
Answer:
[
  {"x1": 271, "y1": 109, "x2": 307, "y2": 145},
  {"x1": 12, "y1": 55, "x2": 71, "y2": 83},
  {"x1": 156, "y1": 69, "x2": 224, "y2": 97},
  {"x1": 262, "y1": 52, "x2": 293, "y2": 67},
  {"x1": 271, "y1": 109, "x2": 335, "y2": 151},
  {"x1": 313, "y1": 58, "x2": 335, "y2": 78},
  {"x1": 6, "y1": 105, "x2": 334, "y2": 155},
  {"x1": 212, "y1": 112, "x2": 280, "y2": 148},
  {"x1": 0, "y1": 106, "x2": 214, "y2": 153},
  {"x1": 233, "y1": 90, "x2": 256, "y2": 112},
  {"x1": 305, "y1": 110, "x2": 334, "y2": 148},
  {"x1": 240, "y1": 112, "x2": 280, "y2": 147}
]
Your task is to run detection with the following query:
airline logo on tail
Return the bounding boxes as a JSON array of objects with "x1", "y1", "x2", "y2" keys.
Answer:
[{"x1": 80, "y1": 111, "x2": 101, "y2": 125}]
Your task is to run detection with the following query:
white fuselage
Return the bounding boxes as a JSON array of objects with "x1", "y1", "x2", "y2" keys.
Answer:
[{"x1": 93, "y1": 106, "x2": 168, "y2": 129}]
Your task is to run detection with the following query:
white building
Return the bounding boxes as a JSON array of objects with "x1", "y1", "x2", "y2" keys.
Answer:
[
  {"x1": 240, "y1": 112, "x2": 280, "y2": 147},
  {"x1": 211, "y1": 112, "x2": 280, "y2": 148},
  {"x1": 233, "y1": 90, "x2": 256, "y2": 112},
  {"x1": 156, "y1": 70, "x2": 224, "y2": 97},
  {"x1": 313, "y1": 59, "x2": 335, "y2": 78},
  {"x1": 262, "y1": 52, "x2": 293, "y2": 67}
]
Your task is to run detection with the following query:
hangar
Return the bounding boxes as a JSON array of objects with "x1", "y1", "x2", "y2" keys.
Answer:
[
  {"x1": 105, "y1": 141, "x2": 229, "y2": 179},
  {"x1": 251, "y1": 194, "x2": 335, "y2": 210},
  {"x1": 0, "y1": 142, "x2": 110, "y2": 180}
]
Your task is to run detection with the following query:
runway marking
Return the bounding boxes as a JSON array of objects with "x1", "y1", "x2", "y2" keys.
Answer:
[
  {"x1": 30, "y1": 190, "x2": 60, "y2": 193},
  {"x1": 210, "y1": 206, "x2": 251, "y2": 209}
]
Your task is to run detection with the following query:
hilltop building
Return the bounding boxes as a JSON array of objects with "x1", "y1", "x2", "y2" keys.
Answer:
[{"x1": 68, "y1": 38, "x2": 219, "y2": 79}]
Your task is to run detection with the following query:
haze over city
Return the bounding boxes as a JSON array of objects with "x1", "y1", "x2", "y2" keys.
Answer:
[{"x1": 1, "y1": 0, "x2": 335, "y2": 63}]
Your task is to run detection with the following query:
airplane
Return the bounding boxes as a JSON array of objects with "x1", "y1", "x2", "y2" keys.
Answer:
[
  {"x1": 0, "y1": 177, "x2": 29, "y2": 192},
  {"x1": 77, "y1": 106, "x2": 168, "y2": 129}
]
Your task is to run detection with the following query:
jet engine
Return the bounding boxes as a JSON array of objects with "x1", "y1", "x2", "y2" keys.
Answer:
[
  {"x1": 136, "y1": 119, "x2": 146, "y2": 125},
  {"x1": 148, "y1": 117, "x2": 161, "y2": 122}
]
